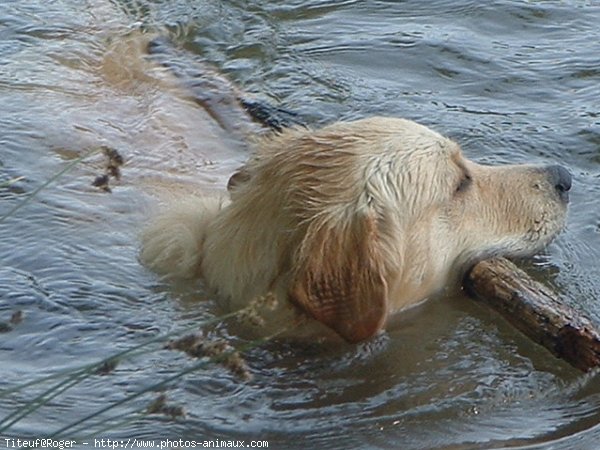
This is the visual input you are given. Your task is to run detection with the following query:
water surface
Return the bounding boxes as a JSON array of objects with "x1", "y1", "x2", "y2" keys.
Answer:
[{"x1": 1, "y1": 1, "x2": 600, "y2": 449}]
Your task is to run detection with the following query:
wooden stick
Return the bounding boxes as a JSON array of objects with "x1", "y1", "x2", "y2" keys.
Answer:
[{"x1": 464, "y1": 257, "x2": 600, "y2": 372}]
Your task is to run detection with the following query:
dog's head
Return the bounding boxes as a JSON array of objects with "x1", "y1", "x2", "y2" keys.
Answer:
[{"x1": 226, "y1": 117, "x2": 570, "y2": 342}]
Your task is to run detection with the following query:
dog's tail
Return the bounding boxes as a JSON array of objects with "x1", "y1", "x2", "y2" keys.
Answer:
[{"x1": 139, "y1": 196, "x2": 228, "y2": 280}]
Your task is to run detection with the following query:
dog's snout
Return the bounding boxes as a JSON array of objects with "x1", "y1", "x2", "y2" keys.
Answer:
[{"x1": 545, "y1": 165, "x2": 572, "y2": 201}]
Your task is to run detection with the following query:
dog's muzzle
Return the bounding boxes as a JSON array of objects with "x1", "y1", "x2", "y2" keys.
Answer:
[{"x1": 545, "y1": 165, "x2": 572, "y2": 203}]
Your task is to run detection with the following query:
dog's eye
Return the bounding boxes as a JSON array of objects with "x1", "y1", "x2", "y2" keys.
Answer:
[{"x1": 455, "y1": 173, "x2": 472, "y2": 194}]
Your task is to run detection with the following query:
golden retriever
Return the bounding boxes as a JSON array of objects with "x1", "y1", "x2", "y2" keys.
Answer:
[{"x1": 140, "y1": 117, "x2": 570, "y2": 342}]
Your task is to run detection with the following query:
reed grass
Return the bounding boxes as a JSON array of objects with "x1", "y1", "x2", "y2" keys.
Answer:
[
  {"x1": 0, "y1": 305, "x2": 279, "y2": 431},
  {"x1": 0, "y1": 149, "x2": 101, "y2": 225},
  {"x1": 0, "y1": 176, "x2": 25, "y2": 189},
  {"x1": 1, "y1": 299, "x2": 284, "y2": 439},
  {"x1": 0, "y1": 146, "x2": 285, "y2": 440}
]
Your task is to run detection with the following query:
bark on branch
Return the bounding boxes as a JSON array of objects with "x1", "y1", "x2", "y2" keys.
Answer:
[{"x1": 464, "y1": 257, "x2": 600, "y2": 372}]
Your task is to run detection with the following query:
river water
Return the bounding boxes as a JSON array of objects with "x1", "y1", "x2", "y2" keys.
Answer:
[{"x1": 1, "y1": 1, "x2": 600, "y2": 449}]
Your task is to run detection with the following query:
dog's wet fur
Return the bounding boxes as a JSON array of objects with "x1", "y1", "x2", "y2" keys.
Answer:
[{"x1": 140, "y1": 116, "x2": 570, "y2": 342}]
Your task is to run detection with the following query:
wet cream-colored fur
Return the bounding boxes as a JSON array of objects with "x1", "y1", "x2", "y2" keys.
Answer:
[{"x1": 140, "y1": 117, "x2": 568, "y2": 342}]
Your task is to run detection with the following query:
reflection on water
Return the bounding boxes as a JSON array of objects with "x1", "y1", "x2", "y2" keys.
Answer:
[{"x1": 1, "y1": 0, "x2": 600, "y2": 448}]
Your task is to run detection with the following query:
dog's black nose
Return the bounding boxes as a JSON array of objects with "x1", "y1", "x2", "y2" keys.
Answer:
[{"x1": 546, "y1": 165, "x2": 572, "y2": 201}]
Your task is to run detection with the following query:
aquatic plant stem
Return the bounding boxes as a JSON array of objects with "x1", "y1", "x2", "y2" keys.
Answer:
[
  {"x1": 0, "y1": 307, "x2": 268, "y2": 433},
  {"x1": 0, "y1": 370, "x2": 90, "y2": 433},
  {"x1": 0, "y1": 308, "x2": 241, "y2": 398},
  {"x1": 48, "y1": 332, "x2": 285, "y2": 439},
  {"x1": 0, "y1": 148, "x2": 101, "y2": 225},
  {"x1": 0, "y1": 176, "x2": 25, "y2": 189},
  {"x1": 75, "y1": 406, "x2": 149, "y2": 438}
]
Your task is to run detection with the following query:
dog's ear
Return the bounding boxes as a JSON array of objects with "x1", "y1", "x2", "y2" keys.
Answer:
[
  {"x1": 227, "y1": 167, "x2": 251, "y2": 193},
  {"x1": 289, "y1": 212, "x2": 388, "y2": 342}
]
